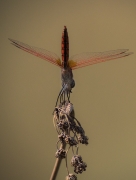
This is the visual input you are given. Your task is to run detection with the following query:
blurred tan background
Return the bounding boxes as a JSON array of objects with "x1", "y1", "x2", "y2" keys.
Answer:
[{"x1": 0, "y1": 0, "x2": 136, "y2": 180}]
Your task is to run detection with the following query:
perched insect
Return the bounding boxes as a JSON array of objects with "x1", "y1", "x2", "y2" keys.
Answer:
[{"x1": 9, "y1": 26, "x2": 133, "y2": 105}]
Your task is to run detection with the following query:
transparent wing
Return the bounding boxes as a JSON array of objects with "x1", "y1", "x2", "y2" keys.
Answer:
[
  {"x1": 69, "y1": 49, "x2": 133, "y2": 70},
  {"x1": 9, "y1": 38, "x2": 62, "y2": 67}
]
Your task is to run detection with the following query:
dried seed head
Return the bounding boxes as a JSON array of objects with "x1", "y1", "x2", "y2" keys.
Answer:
[
  {"x1": 66, "y1": 174, "x2": 77, "y2": 180},
  {"x1": 71, "y1": 155, "x2": 87, "y2": 174},
  {"x1": 57, "y1": 119, "x2": 69, "y2": 130},
  {"x1": 73, "y1": 162, "x2": 87, "y2": 174},
  {"x1": 55, "y1": 148, "x2": 66, "y2": 158},
  {"x1": 78, "y1": 134, "x2": 89, "y2": 145},
  {"x1": 65, "y1": 135, "x2": 78, "y2": 146},
  {"x1": 58, "y1": 132, "x2": 66, "y2": 142},
  {"x1": 65, "y1": 102, "x2": 74, "y2": 116},
  {"x1": 71, "y1": 155, "x2": 83, "y2": 167}
]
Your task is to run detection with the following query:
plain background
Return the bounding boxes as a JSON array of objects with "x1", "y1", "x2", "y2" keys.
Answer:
[{"x1": 0, "y1": 0, "x2": 136, "y2": 180}]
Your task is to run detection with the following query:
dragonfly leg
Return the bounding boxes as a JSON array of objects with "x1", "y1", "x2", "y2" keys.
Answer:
[
  {"x1": 64, "y1": 91, "x2": 66, "y2": 103},
  {"x1": 67, "y1": 91, "x2": 70, "y2": 102},
  {"x1": 55, "y1": 87, "x2": 64, "y2": 108},
  {"x1": 60, "y1": 93, "x2": 62, "y2": 103},
  {"x1": 60, "y1": 92, "x2": 64, "y2": 104},
  {"x1": 54, "y1": 84, "x2": 67, "y2": 108}
]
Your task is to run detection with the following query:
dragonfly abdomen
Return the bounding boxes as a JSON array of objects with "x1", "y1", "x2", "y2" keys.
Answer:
[{"x1": 61, "y1": 26, "x2": 69, "y2": 69}]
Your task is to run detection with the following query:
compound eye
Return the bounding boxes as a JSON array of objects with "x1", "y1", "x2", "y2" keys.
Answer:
[{"x1": 71, "y1": 80, "x2": 75, "y2": 88}]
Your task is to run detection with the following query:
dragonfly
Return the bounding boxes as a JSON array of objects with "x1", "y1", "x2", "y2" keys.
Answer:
[{"x1": 9, "y1": 26, "x2": 133, "y2": 105}]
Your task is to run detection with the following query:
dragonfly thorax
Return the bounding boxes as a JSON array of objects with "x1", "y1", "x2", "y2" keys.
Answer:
[{"x1": 61, "y1": 67, "x2": 75, "y2": 92}]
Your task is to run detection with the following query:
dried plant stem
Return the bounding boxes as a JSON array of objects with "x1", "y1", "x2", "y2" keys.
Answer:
[{"x1": 50, "y1": 143, "x2": 66, "y2": 180}]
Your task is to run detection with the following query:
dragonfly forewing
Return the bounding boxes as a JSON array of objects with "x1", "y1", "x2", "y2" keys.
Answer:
[{"x1": 9, "y1": 38, "x2": 61, "y2": 67}]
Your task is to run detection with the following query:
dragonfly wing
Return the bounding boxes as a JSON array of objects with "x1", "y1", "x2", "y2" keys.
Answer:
[
  {"x1": 69, "y1": 49, "x2": 133, "y2": 70},
  {"x1": 9, "y1": 38, "x2": 62, "y2": 67}
]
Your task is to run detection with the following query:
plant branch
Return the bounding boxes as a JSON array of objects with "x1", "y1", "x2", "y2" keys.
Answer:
[{"x1": 50, "y1": 143, "x2": 66, "y2": 180}]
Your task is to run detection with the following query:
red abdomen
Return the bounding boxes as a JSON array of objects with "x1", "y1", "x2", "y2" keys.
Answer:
[{"x1": 61, "y1": 26, "x2": 69, "y2": 69}]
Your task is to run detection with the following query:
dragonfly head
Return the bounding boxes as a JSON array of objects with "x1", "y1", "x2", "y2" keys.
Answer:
[
  {"x1": 62, "y1": 79, "x2": 75, "y2": 93},
  {"x1": 70, "y1": 79, "x2": 75, "y2": 89}
]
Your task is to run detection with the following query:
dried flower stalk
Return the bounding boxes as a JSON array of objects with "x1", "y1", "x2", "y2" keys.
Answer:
[{"x1": 50, "y1": 100, "x2": 88, "y2": 180}]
